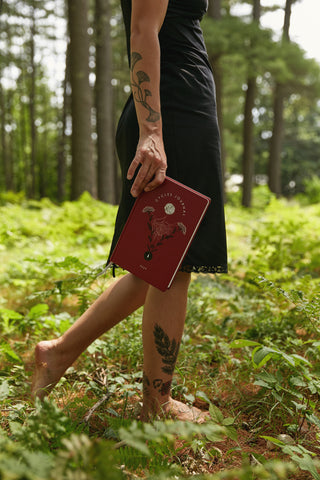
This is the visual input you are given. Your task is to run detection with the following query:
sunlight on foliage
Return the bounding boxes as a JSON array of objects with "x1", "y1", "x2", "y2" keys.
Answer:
[{"x1": 0, "y1": 192, "x2": 320, "y2": 479}]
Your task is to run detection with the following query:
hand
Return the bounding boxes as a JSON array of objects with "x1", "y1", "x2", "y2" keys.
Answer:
[{"x1": 127, "y1": 133, "x2": 167, "y2": 197}]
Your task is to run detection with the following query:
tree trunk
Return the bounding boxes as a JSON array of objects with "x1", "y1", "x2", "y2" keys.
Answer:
[
  {"x1": 57, "y1": 42, "x2": 70, "y2": 202},
  {"x1": 18, "y1": 74, "x2": 28, "y2": 194},
  {"x1": 95, "y1": 0, "x2": 116, "y2": 204},
  {"x1": 283, "y1": 0, "x2": 292, "y2": 41},
  {"x1": 29, "y1": 4, "x2": 37, "y2": 198},
  {"x1": 39, "y1": 106, "x2": 48, "y2": 198},
  {"x1": 207, "y1": 0, "x2": 226, "y2": 197},
  {"x1": 0, "y1": 82, "x2": 13, "y2": 190},
  {"x1": 268, "y1": 0, "x2": 293, "y2": 196},
  {"x1": 241, "y1": 0, "x2": 261, "y2": 208},
  {"x1": 207, "y1": 0, "x2": 221, "y2": 20},
  {"x1": 242, "y1": 78, "x2": 256, "y2": 207},
  {"x1": 68, "y1": 0, "x2": 95, "y2": 200}
]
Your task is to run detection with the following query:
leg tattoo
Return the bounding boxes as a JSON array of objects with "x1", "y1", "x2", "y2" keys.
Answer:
[
  {"x1": 153, "y1": 323, "x2": 180, "y2": 376},
  {"x1": 143, "y1": 371, "x2": 150, "y2": 398},
  {"x1": 153, "y1": 378, "x2": 172, "y2": 396}
]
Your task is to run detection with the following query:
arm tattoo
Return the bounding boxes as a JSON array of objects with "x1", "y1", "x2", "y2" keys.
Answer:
[
  {"x1": 153, "y1": 324, "x2": 180, "y2": 375},
  {"x1": 130, "y1": 51, "x2": 161, "y2": 123}
]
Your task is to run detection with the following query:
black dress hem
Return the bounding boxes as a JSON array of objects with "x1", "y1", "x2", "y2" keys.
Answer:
[
  {"x1": 109, "y1": 263, "x2": 228, "y2": 278},
  {"x1": 180, "y1": 264, "x2": 228, "y2": 274}
]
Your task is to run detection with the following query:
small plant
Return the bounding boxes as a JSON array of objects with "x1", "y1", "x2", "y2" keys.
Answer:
[
  {"x1": 0, "y1": 429, "x2": 53, "y2": 480},
  {"x1": 8, "y1": 398, "x2": 76, "y2": 451},
  {"x1": 230, "y1": 338, "x2": 320, "y2": 436},
  {"x1": 262, "y1": 435, "x2": 320, "y2": 480}
]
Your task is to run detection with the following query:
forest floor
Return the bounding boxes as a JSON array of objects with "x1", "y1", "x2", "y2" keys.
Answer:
[{"x1": 1, "y1": 189, "x2": 320, "y2": 479}]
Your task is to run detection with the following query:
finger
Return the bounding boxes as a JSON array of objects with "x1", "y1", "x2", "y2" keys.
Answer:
[
  {"x1": 130, "y1": 163, "x2": 154, "y2": 197},
  {"x1": 127, "y1": 154, "x2": 142, "y2": 180},
  {"x1": 144, "y1": 168, "x2": 166, "y2": 192}
]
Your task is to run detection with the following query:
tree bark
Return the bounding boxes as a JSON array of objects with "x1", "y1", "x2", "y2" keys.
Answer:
[
  {"x1": 283, "y1": 0, "x2": 292, "y2": 41},
  {"x1": 57, "y1": 42, "x2": 70, "y2": 202},
  {"x1": 39, "y1": 105, "x2": 48, "y2": 198},
  {"x1": 29, "y1": 3, "x2": 37, "y2": 198},
  {"x1": 241, "y1": 0, "x2": 261, "y2": 208},
  {"x1": 0, "y1": 82, "x2": 13, "y2": 190},
  {"x1": 268, "y1": 0, "x2": 293, "y2": 196},
  {"x1": 68, "y1": 0, "x2": 96, "y2": 200},
  {"x1": 268, "y1": 84, "x2": 285, "y2": 195},
  {"x1": 207, "y1": 0, "x2": 221, "y2": 20},
  {"x1": 207, "y1": 0, "x2": 226, "y2": 196},
  {"x1": 242, "y1": 77, "x2": 256, "y2": 207},
  {"x1": 17, "y1": 75, "x2": 28, "y2": 193},
  {"x1": 95, "y1": 0, "x2": 116, "y2": 204}
]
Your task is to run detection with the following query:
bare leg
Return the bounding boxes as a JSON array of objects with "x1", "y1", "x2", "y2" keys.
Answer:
[
  {"x1": 32, "y1": 273, "x2": 148, "y2": 399},
  {"x1": 141, "y1": 271, "x2": 208, "y2": 423}
]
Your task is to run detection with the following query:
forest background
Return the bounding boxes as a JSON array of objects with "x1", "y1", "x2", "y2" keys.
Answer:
[{"x1": 1, "y1": 0, "x2": 320, "y2": 207}]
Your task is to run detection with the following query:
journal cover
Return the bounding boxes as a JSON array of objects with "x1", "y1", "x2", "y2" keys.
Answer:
[{"x1": 110, "y1": 176, "x2": 211, "y2": 291}]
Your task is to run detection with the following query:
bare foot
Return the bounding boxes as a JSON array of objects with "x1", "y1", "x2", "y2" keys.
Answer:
[
  {"x1": 141, "y1": 397, "x2": 210, "y2": 424},
  {"x1": 162, "y1": 398, "x2": 210, "y2": 423},
  {"x1": 31, "y1": 340, "x2": 69, "y2": 400}
]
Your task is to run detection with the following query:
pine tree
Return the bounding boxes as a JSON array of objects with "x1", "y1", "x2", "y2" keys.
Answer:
[
  {"x1": 207, "y1": 0, "x2": 226, "y2": 195},
  {"x1": 268, "y1": 0, "x2": 296, "y2": 196},
  {"x1": 95, "y1": 0, "x2": 117, "y2": 204},
  {"x1": 241, "y1": 0, "x2": 261, "y2": 208},
  {"x1": 68, "y1": 0, "x2": 96, "y2": 199}
]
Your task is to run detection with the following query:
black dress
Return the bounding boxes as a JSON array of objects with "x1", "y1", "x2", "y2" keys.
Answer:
[{"x1": 108, "y1": 0, "x2": 228, "y2": 274}]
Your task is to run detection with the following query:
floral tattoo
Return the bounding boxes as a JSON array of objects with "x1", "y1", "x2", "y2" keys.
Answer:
[{"x1": 130, "y1": 51, "x2": 160, "y2": 123}]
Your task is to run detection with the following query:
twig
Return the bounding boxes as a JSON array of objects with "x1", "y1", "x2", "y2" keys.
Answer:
[
  {"x1": 113, "y1": 440, "x2": 127, "y2": 449},
  {"x1": 83, "y1": 392, "x2": 110, "y2": 423}
]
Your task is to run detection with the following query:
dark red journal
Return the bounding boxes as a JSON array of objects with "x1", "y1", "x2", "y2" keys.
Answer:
[{"x1": 110, "y1": 177, "x2": 211, "y2": 291}]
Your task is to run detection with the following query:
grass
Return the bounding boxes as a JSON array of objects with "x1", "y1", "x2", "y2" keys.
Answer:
[{"x1": 0, "y1": 188, "x2": 320, "y2": 479}]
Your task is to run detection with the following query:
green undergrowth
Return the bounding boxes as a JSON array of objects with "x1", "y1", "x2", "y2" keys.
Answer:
[{"x1": 0, "y1": 189, "x2": 320, "y2": 479}]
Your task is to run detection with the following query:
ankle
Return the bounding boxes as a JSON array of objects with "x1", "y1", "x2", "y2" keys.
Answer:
[
  {"x1": 141, "y1": 394, "x2": 171, "y2": 419},
  {"x1": 36, "y1": 338, "x2": 73, "y2": 370},
  {"x1": 160, "y1": 397, "x2": 173, "y2": 414},
  {"x1": 54, "y1": 336, "x2": 77, "y2": 368}
]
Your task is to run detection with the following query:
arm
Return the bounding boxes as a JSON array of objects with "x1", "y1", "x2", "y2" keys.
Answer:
[{"x1": 126, "y1": 0, "x2": 169, "y2": 197}]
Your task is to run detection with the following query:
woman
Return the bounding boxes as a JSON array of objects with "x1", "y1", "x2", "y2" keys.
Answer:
[{"x1": 32, "y1": 0, "x2": 227, "y2": 422}]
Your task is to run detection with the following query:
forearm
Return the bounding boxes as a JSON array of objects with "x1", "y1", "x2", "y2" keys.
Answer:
[
  {"x1": 126, "y1": 0, "x2": 168, "y2": 197},
  {"x1": 130, "y1": 29, "x2": 162, "y2": 138}
]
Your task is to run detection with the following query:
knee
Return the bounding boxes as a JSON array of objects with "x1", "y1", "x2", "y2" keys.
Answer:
[{"x1": 174, "y1": 271, "x2": 191, "y2": 288}]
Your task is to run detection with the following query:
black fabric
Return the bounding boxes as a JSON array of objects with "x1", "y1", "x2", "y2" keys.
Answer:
[{"x1": 108, "y1": 0, "x2": 228, "y2": 274}]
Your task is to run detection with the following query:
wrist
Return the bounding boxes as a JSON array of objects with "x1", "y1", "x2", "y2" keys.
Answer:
[{"x1": 139, "y1": 122, "x2": 163, "y2": 138}]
